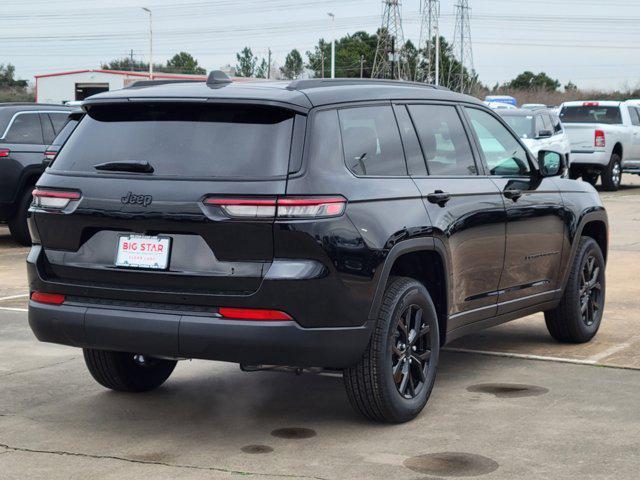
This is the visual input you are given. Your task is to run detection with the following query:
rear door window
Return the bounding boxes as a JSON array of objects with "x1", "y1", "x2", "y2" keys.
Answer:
[
  {"x1": 408, "y1": 104, "x2": 477, "y2": 176},
  {"x1": 338, "y1": 106, "x2": 407, "y2": 176},
  {"x1": 40, "y1": 113, "x2": 56, "y2": 144},
  {"x1": 52, "y1": 103, "x2": 295, "y2": 178},
  {"x1": 629, "y1": 107, "x2": 640, "y2": 126},
  {"x1": 4, "y1": 112, "x2": 44, "y2": 144}
]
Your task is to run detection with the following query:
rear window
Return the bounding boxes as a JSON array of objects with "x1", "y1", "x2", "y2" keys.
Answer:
[
  {"x1": 52, "y1": 103, "x2": 295, "y2": 178},
  {"x1": 560, "y1": 106, "x2": 622, "y2": 125},
  {"x1": 51, "y1": 119, "x2": 79, "y2": 146}
]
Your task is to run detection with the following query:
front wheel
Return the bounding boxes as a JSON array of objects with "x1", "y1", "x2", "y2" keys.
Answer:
[
  {"x1": 544, "y1": 237, "x2": 605, "y2": 343},
  {"x1": 83, "y1": 349, "x2": 177, "y2": 392},
  {"x1": 343, "y1": 277, "x2": 440, "y2": 423}
]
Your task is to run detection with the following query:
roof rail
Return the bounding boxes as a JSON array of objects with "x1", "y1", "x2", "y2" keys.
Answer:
[
  {"x1": 126, "y1": 79, "x2": 202, "y2": 89},
  {"x1": 286, "y1": 78, "x2": 450, "y2": 91},
  {"x1": 206, "y1": 70, "x2": 233, "y2": 87}
]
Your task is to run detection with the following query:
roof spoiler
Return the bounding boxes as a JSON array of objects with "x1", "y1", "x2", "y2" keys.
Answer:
[{"x1": 206, "y1": 70, "x2": 233, "y2": 87}]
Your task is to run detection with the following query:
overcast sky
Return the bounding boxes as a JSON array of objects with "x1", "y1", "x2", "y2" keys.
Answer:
[{"x1": 3, "y1": 0, "x2": 640, "y2": 91}]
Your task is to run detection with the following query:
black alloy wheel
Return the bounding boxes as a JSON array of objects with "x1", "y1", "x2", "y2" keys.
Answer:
[{"x1": 392, "y1": 304, "x2": 433, "y2": 399}]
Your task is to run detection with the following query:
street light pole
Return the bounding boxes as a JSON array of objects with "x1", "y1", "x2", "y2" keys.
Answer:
[
  {"x1": 142, "y1": 7, "x2": 153, "y2": 79},
  {"x1": 327, "y1": 12, "x2": 335, "y2": 79}
]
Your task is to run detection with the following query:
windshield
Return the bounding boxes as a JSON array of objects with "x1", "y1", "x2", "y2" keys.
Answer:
[
  {"x1": 560, "y1": 106, "x2": 622, "y2": 125},
  {"x1": 501, "y1": 115, "x2": 535, "y2": 139},
  {"x1": 52, "y1": 103, "x2": 295, "y2": 178}
]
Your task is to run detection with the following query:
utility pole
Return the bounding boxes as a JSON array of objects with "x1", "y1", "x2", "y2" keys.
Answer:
[
  {"x1": 321, "y1": 51, "x2": 325, "y2": 79},
  {"x1": 449, "y1": 0, "x2": 474, "y2": 93},
  {"x1": 435, "y1": 26, "x2": 440, "y2": 86},
  {"x1": 415, "y1": 0, "x2": 440, "y2": 83},
  {"x1": 129, "y1": 49, "x2": 134, "y2": 71},
  {"x1": 142, "y1": 7, "x2": 153, "y2": 79},
  {"x1": 267, "y1": 48, "x2": 272, "y2": 79},
  {"x1": 372, "y1": 0, "x2": 409, "y2": 80},
  {"x1": 328, "y1": 13, "x2": 336, "y2": 78},
  {"x1": 360, "y1": 55, "x2": 365, "y2": 78}
]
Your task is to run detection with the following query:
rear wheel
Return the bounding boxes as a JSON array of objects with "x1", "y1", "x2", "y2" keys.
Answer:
[
  {"x1": 601, "y1": 154, "x2": 622, "y2": 191},
  {"x1": 545, "y1": 237, "x2": 605, "y2": 343},
  {"x1": 83, "y1": 349, "x2": 177, "y2": 392},
  {"x1": 343, "y1": 277, "x2": 439, "y2": 423},
  {"x1": 8, "y1": 187, "x2": 34, "y2": 246}
]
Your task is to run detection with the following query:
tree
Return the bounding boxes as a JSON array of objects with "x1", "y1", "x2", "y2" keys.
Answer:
[
  {"x1": 306, "y1": 31, "x2": 378, "y2": 78},
  {"x1": 255, "y1": 58, "x2": 269, "y2": 79},
  {"x1": 402, "y1": 39, "x2": 419, "y2": 81},
  {"x1": 0, "y1": 64, "x2": 28, "y2": 89},
  {"x1": 235, "y1": 47, "x2": 258, "y2": 78},
  {"x1": 166, "y1": 52, "x2": 206, "y2": 74},
  {"x1": 564, "y1": 81, "x2": 578, "y2": 92},
  {"x1": 101, "y1": 57, "x2": 162, "y2": 72},
  {"x1": 416, "y1": 36, "x2": 478, "y2": 91},
  {"x1": 505, "y1": 71, "x2": 560, "y2": 92},
  {"x1": 280, "y1": 49, "x2": 303, "y2": 80}
]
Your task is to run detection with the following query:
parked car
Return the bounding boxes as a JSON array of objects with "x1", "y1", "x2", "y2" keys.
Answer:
[
  {"x1": 28, "y1": 75, "x2": 608, "y2": 423},
  {"x1": 521, "y1": 103, "x2": 547, "y2": 111},
  {"x1": 560, "y1": 100, "x2": 640, "y2": 190},
  {"x1": 485, "y1": 101, "x2": 518, "y2": 110},
  {"x1": 0, "y1": 103, "x2": 73, "y2": 244},
  {"x1": 485, "y1": 95, "x2": 517, "y2": 106},
  {"x1": 497, "y1": 108, "x2": 571, "y2": 172}
]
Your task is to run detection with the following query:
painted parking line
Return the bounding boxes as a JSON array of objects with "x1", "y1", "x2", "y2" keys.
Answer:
[
  {"x1": 0, "y1": 293, "x2": 29, "y2": 302},
  {"x1": 444, "y1": 347, "x2": 640, "y2": 371},
  {"x1": 0, "y1": 307, "x2": 28, "y2": 313}
]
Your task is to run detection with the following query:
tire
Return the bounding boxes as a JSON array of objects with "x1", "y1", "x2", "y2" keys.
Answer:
[
  {"x1": 581, "y1": 172, "x2": 598, "y2": 186},
  {"x1": 343, "y1": 277, "x2": 440, "y2": 423},
  {"x1": 601, "y1": 153, "x2": 622, "y2": 191},
  {"x1": 544, "y1": 237, "x2": 605, "y2": 343},
  {"x1": 83, "y1": 349, "x2": 177, "y2": 392},
  {"x1": 8, "y1": 187, "x2": 34, "y2": 246}
]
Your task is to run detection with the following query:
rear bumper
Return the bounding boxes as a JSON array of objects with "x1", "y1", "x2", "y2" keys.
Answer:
[
  {"x1": 28, "y1": 300, "x2": 373, "y2": 368},
  {"x1": 570, "y1": 150, "x2": 610, "y2": 167}
]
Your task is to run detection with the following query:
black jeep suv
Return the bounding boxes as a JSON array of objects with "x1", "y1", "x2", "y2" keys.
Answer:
[
  {"x1": 0, "y1": 103, "x2": 73, "y2": 244},
  {"x1": 27, "y1": 75, "x2": 608, "y2": 423}
]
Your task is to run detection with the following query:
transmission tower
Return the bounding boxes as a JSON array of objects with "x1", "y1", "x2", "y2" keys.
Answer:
[
  {"x1": 372, "y1": 0, "x2": 410, "y2": 80},
  {"x1": 448, "y1": 0, "x2": 475, "y2": 93},
  {"x1": 415, "y1": 0, "x2": 440, "y2": 83}
]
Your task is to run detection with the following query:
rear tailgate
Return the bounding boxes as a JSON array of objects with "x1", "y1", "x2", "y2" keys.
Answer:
[
  {"x1": 31, "y1": 101, "x2": 299, "y2": 299},
  {"x1": 562, "y1": 123, "x2": 600, "y2": 151}
]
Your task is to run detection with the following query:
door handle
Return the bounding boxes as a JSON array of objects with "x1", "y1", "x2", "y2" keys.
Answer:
[
  {"x1": 426, "y1": 190, "x2": 451, "y2": 207},
  {"x1": 503, "y1": 189, "x2": 523, "y2": 201}
]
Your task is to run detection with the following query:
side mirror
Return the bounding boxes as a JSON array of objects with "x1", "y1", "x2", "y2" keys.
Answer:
[
  {"x1": 537, "y1": 129, "x2": 553, "y2": 139},
  {"x1": 538, "y1": 150, "x2": 566, "y2": 177}
]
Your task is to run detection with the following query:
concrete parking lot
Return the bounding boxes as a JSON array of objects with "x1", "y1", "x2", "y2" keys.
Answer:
[{"x1": 1, "y1": 178, "x2": 639, "y2": 479}]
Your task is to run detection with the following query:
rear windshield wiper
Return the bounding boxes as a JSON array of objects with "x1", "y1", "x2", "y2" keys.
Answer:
[{"x1": 93, "y1": 161, "x2": 154, "y2": 174}]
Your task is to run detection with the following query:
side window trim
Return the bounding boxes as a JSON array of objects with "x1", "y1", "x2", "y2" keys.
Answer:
[
  {"x1": 461, "y1": 106, "x2": 535, "y2": 178},
  {"x1": 404, "y1": 102, "x2": 482, "y2": 178}
]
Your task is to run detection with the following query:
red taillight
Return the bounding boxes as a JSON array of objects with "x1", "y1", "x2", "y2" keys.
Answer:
[
  {"x1": 219, "y1": 307, "x2": 292, "y2": 321},
  {"x1": 0, "y1": 148, "x2": 10, "y2": 158},
  {"x1": 595, "y1": 130, "x2": 606, "y2": 148},
  {"x1": 583, "y1": 101, "x2": 600, "y2": 107},
  {"x1": 44, "y1": 150, "x2": 57, "y2": 161},
  {"x1": 31, "y1": 292, "x2": 66, "y2": 305},
  {"x1": 32, "y1": 188, "x2": 81, "y2": 210},
  {"x1": 277, "y1": 197, "x2": 346, "y2": 218},
  {"x1": 203, "y1": 196, "x2": 346, "y2": 219}
]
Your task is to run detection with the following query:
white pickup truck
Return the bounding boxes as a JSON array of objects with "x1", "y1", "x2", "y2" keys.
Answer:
[{"x1": 559, "y1": 100, "x2": 640, "y2": 191}]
